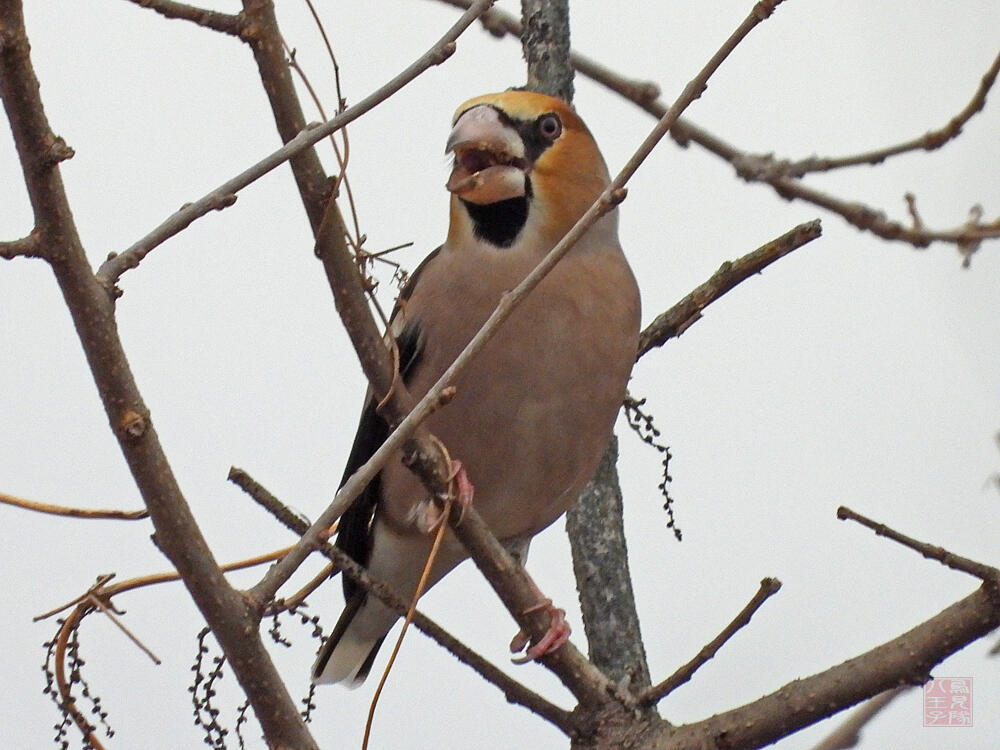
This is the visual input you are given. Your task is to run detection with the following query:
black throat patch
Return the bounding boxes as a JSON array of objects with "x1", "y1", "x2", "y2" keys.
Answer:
[{"x1": 461, "y1": 189, "x2": 530, "y2": 248}]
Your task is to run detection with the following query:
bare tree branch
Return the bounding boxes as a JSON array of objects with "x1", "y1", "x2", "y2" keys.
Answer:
[
  {"x1": 617, "y1": 78, "x2": 1000, "y2": 255},
  {"x1": 652, "y1": 585, "x2": 1000, "y2": 750},
  {"x1": 34, "y1": 549, "x2": 291, "y2": 623},
  {"x1": 642, "y1": 512, "x2": 1000, "y2": 747},
  {"x1": 85, "y1": 592, "x2": 162, "y2": 664},
  {"x1": 638, "y1": 219, "x2": 823, "y2": 357},
  {"x1": 0, "y1": 3, "x2": 320, "y2": 746},
  {"x1": 121, "y1": 0, "x2": 245, "y2": 36},
  {"x1": 433, "y1": 0, "x2": 662, "y2": 106},
  {"x1": 639, "y1": 577, "x2": 782, "y2": 706}
]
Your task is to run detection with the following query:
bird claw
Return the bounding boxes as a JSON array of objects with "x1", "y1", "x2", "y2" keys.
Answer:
[
  {"x1": 415, "y1": 459, "x2": 474, "y2": 533},
  {"x1": 509, "y1": 598, "x2": 571, "y2": 664}
]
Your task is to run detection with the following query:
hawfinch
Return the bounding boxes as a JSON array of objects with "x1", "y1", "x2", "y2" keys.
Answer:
[{"x1": 313, "y1": 90, "x2": 640, "y2": 685}]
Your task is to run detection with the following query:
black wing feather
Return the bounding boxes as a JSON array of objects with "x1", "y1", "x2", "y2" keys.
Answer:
[
  {"x1": 334, "y1": 265, "x2": 433, "y2": 600},
  {"x1": 334, "y1": 398, "x2": 389, "y2": 600}
]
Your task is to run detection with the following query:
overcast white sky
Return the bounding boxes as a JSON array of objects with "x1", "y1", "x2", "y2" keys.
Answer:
[{"x1": 2, "y1": 1, "x2": 998, "y2": 748}]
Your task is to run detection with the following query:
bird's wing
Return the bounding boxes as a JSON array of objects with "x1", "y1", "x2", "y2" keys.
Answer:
[{"x1": 334, "y1": 246, "x2": 441, "y2": 599}]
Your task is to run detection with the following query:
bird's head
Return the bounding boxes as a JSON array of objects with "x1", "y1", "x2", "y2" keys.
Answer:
[{"x1": 445, "y1": 90, "x2": 612, "y2": 249}]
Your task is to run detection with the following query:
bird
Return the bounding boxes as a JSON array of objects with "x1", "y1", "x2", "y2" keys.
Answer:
[{"x1": 312, "y1": 90, "x2": 640, "y2": 686}]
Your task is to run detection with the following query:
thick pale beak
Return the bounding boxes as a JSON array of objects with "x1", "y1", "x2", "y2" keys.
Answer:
[{"x1": 446, "y1": 105, "x2": 528, "y2": 205}]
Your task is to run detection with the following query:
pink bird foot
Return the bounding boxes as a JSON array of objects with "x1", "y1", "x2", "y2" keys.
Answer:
[
  {"x1": 415, "y1": 459, "x2": 474, "y2": 533},
  {"x1": 509, "y1": 597, "x2": 571, "y2": 664}
]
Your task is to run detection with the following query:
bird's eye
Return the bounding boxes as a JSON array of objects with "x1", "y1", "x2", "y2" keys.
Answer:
[{"x1": 537, "y1": 113, "x2": 562, "y2": 141}]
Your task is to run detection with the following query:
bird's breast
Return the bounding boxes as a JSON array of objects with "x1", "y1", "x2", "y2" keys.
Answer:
[{"x1": 379, "y1": 240, "x2": 640, "y2": 541}]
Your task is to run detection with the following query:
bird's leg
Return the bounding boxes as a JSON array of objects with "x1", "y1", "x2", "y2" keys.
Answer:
[
  {"x1": 414, "y1": 459, "x2": 474, "y2": 533},
  {"x1": 446, "y1": 459, "x2": 475, "y2": 524},
  {"x1": 509, "y1": 572, "x2": 571, "y2": 664}
]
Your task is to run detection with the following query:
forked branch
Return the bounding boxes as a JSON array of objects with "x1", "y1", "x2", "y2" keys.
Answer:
[
  {"x1": 640, "y1": 577, "x2": 782, "y2": 706},
  {"x1": 655, "y1": 513, "x2": 1000, "y2": 749},
  {"x1": 638, "y1": 219, "x2": 822, "y2": 357}
]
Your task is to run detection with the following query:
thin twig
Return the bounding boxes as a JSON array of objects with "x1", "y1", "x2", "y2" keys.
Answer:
[
  {"x1": 639, "y1": 578, "x2": 782, "y2": 705},
  {"x1": 808, "y1": 687, "x2": 910, "y2": 750},
  {"x1": 54, "y1": 606, "x2": 107, "y2": 750},
  {"x1": 638, "y1": 219, "x2": 822, "y2": 357},
  {"x1": 120, "y1": 0, "x2": 244, "y2": 36},
  {"x1": 779, "y1": 50, "x2": 1000, "y2": 176},
  {"x1": 837, "y1": 506, "x2": 1000, "y2": 583},
  {"x1": 281, "y1": 41, "x2": 394, "y2": 327},
  {"x1": 301, "y1": 0, "x2": 345, "y2": 109},
  {"x1": 282, "y1": 44, "x2": 361, "y2": 247},
  {"x1": 95, "y1": 0, "x2": 497, "y2": 288},
  {"x1": 904, "y1": 192, "x2": 924, "y2": 231},
  {"x1": 767, "y1": 179, "x2": 1000, "y2": 249},
  {"x1": 228, "y1": 467, "x2": 313, "y2": 534},
  {"x1": 0, "y1": 490, "x2": 148, "y2": 520},
  {"x1": 277, "y1": 562, "x2": 336, "y2": 612},
  {"x1": 86, "y1": 593, "x2": 162, "y2": 665},
  {"x1": 35, "y1": 549, "x2": 293, "y2": 623},
  {"x1": 363, "y1": 495, "x2": 453, "y2": 750},
  {"x1": 296, "y1": 0, "x2": 363, "y2": 247}
]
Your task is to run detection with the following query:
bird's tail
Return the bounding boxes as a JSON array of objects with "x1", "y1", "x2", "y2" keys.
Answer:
[{"x1": 311, "y1": 592, "x2": 396, "y2": 686}]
